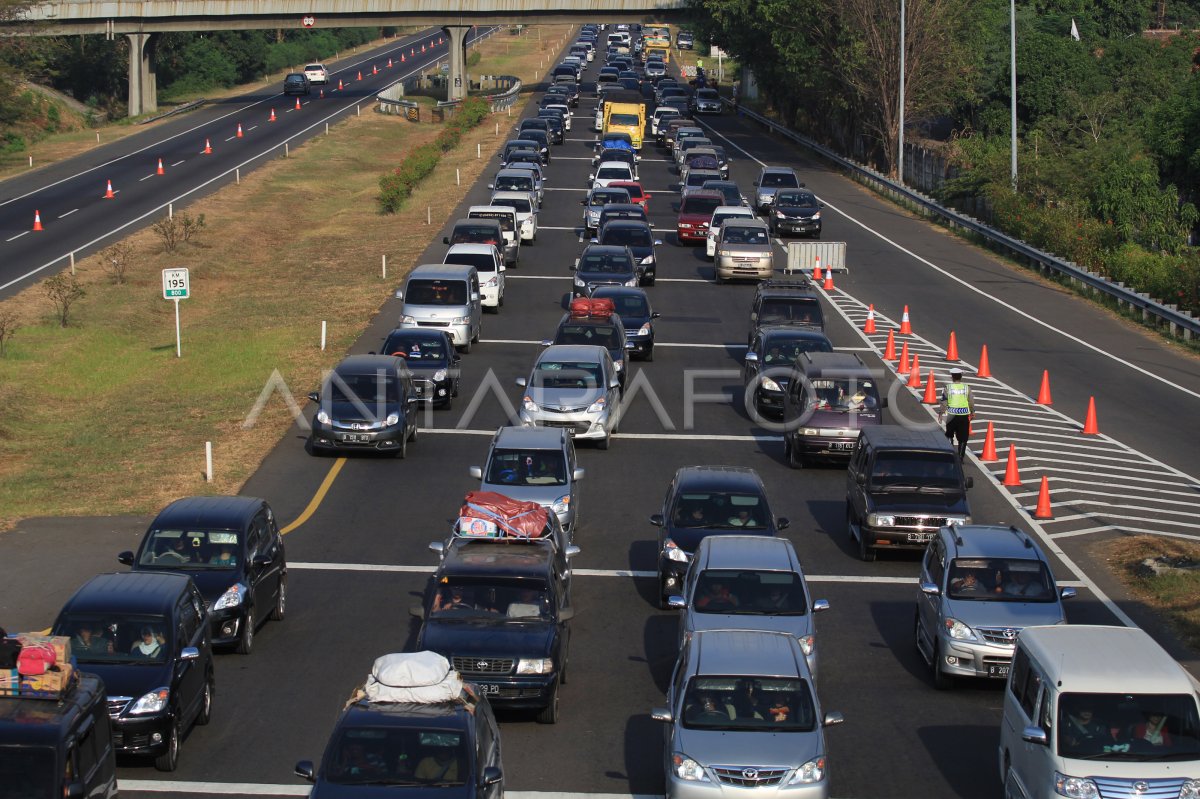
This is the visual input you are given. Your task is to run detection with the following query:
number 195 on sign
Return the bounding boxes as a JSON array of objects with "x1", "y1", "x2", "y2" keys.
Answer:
[{"x1": 162, "y1": 267, "x2": 190, "y2": 299}]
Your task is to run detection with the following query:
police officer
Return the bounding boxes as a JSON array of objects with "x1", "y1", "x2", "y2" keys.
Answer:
[{"x1": 938, "y1": 367, "x2": 974, "y2": 458}]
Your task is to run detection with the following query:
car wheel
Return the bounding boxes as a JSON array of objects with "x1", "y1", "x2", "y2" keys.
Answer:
[
  {"x1": 408, "y1": 421, "x2": 418, "y2": 442},
  {"x1": 597, "y1": 432, "x2": 610, "y2": 451},
  {"x1": 535, "y1": 684, "x2": 560, "y2": 724},
  {"x1": 396, "y1": 434, "x2": 408, "y2": 460},
  {"x1": 914, "y1": 607, "x2": 926, "y2": 660},
  {"x1": 786, "y1": 436, "x2": 805, "y2": 469},
  {"x1": 460, "y1": 339, "x2": 472, "y2": 355},
  {"x1": 441, "y1": 393, "x2": 453, "y2": 411},
  {"x1": 643, "y1": 345, "x2": 654, "y2": 362},
  {"x1": 932, "y1": 641, "x2": 953, "y2": 690},
  {"x1": 643, "y1": 275, "x2": 655, "y2": 286},
  {"x1": 236, "y1": 608, "x2": 254, "y2": 654},
  {"x1": 271, "y1": 574, "x2": 287, "y2": 621},
  {"x1": 195, "y1": 679, "x2": 213, "y2": 726},
  {"x1": 154, "y1": 718, "x2": 180, "y2": 772},
  {"x1": 858, "y1": 525, "x2": 877, "y2": 562}
]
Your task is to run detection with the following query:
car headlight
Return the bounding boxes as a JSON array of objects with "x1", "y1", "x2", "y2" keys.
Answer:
[
  {"x1": 574, "y1": 276, "x2": 586, "y2": 287},
  {"x1": 867, "y1": 514, "x2": 895, "y2": 527},
  {"x1": 678, "y1": 222, "x2": 693, "y2": 229},
  {"x1": 552, "y1": 494, "x2": 571, "y2": 514},
  {"x1": 401, "y1": 315, "x2": 416, "y2": 325},
  {"x1": 1054, "y1": 773, "x2": 1099, "y2": 799},
  {"x1": 638, "y1": 323, "x2": 652, "y2": 336},
  {"x1": 315, "y1": 410, "x2": 331, "y2": 425},
  {"x1": 663, "y1": 539, "x2": 690, "y2": 563},
  {"x1": 128, "y1": 688, "x2": 170, "y2": 715},
  {"x1": 213, "y1": 583, "x2": 246, "y2": 610},
  {"x1": 587, "y1": 396, "x2": 608, "y2": 412},
  {"x1": 671, "y1": 753, "x2": 710, "y2": 782},
  {"x1": 625, "y1": 277, "x2": 639, "y2": 287},
  {"x1": 484, "y1": 276, "x2": 498, "y2": 287},
  {"x1": 516, "y1": 658, "x2": 554, "y2": 674},
  {"x1": 811, "y1": 211, "x2": 821, "y2": 220},
  {"x1": 612, "y1": 360, "x2": 623, "y2": 372},
  {"x1": 432, "y1": 369, "x2": 448, "y2": 382},
  {"x1": 760, "y1": 376, "x2": 782, "y2": 392},
  {"x1": 943, "y1": 617, "x2": 978, "y2": 641},
  {"x1": 640, "y1": 255, "x2": 654, "y2": 265},
  {"x1": 452, "y1": 316, "x2": 470, "y2": 325},
  {"x1": 798, "y1": 634, "x2": 815, "y2": 656},
  {"x1": 775, "y1": 210, "x2": 787, "y2": 219},
  {"x1": 385, "y1": 412, "x2": 401, "y2": 426},
  {"x1": 789, "y1": 756, "x2": 826, "y2": 785},
  {"x1": 1179, "y1": 780, "x2": 1200, "y2": 799},
  {"x1": 800, "y1": 427, "x2": 819, "y2": 435},
  {"x1": 719, "y1": 250, "x2": 732, "y2": 257},
  {"x1": 523, "y1": 396, "x2": 539, "y2": 413}
]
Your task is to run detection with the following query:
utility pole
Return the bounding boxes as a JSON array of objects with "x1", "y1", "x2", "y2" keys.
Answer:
[
  {"x1": 1010, "y1": 0, "x2": 1018, "y2": 190},
  {"x1": 898, "y1": 0, "x2": 905, "y2": 184}
]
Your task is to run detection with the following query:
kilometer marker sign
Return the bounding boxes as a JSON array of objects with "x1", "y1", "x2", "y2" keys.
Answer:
[{"x1": 162, "y1": 267, "x2": 190, "y2": 357}]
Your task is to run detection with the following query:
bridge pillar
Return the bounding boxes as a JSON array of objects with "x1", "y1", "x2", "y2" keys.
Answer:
[
  {"x1": 442, "y1": 25, "x2": 471, "y2": 102},
  {"x1": 126, "y1": 33, "x2": 159, "y2": 117}
]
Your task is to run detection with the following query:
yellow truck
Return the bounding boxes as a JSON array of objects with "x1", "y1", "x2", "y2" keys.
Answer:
[
  {"x1": 603, "y1": 100, "x2": 647, "y2": 149},
  {"x1": 644, "y1": 42, "x2": 670, "y2": 64}
]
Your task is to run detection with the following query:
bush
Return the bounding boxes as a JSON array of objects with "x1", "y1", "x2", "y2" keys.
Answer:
[{"x1": 378, "y1": 97, "x2": 491, "y2": 213}]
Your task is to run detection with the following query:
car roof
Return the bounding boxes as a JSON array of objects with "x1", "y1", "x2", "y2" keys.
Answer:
[
  {"x1": 721, "y1": 218, "x2": 769, "y2": 231},
  {"x1": 467, "y1": 206, "x2": 515, "y2": 216},
  {"x1": 680, "y1": 190, "x2": 724, "y2": 205},
  {"x1": 490, "y1": 190, "x2": 536, "y2": 201},
  {"x1": 758, "y1": 325, "x2": 829, "y2": 341},
  {"x1": 442, "y1": 540, "x2": 555, "y2": 577},
  {"x1": 0, "y1": 672, "x2": 106, "y2": 747},
  {"x1": 674, "y1": 465, "x2": 765, "y2": 492},
  {"x1": 860, "y1": 425, "x2": 954, "y2": 452},
  {"x1": 334, "y1": 354, "x2": 406, "y2": 375},
  {"x1": 385, "y1": 327, "x2": 452, "y2": 343},
  {"x1": 693, "y1": 630, "x2": 807, "y2": 679},
  {"x1": 590, "y1": 286, "x2": 649, "y2": 302},
  {"x1": 756, "y1": 278, "x2": 817, "y2": 297},
  {"x1": 596, "y1": 161, "x2": 634, "y2": 171},
  {"x1": 943, "y1": 525, "x2": 1045, "y2": 561},
  {"x1": 600, "y1": 217, "x2": 651, "y2": 230},
  {"x1": 409, "y1": 264, "x2": 477, "y2": 280},
  {"x1": 713, "y1": 206, "x2": 754, "y2": 218},
  {"x1": 1017, "y1": 626, "x2": 1193, "y2": 694},
  {"x1": 495, "y1": 168, "x2": 535, "y2": 178},
  {"x1": 61, "y1": 571, "x2": 193, "y2": 616},
  {"x1": 538, "y1": 344, "x2": 611, "y2": 362},
  {"x1": 151, "y1": 495, "x2": 266, "y2": 530},
  {"x1": 796, "y1": 352, "x2": 869, "y2": 377},
  {"x1": 341, "y1": 698, "x2": 473, "y2": 728},
  {"x1": 445, "y1": 243, "x2": 498, "y2": 256},
  {"x1": 493, "y1": 425, "x2": 568, "y2": 449},
  {"x1": 760, "y1": 166, "x2": 797, "y2": 175},
  {"x1": 697, "y1": 535, "x2": 801, "y2": 572},
  {"x1": 581, "y1": 243, "x2": 633, "y2": 257}
]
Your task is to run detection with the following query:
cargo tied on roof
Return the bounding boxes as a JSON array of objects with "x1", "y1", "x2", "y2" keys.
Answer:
[
  {"x1": 456, "y1": 491, "x2": 552, "y2": 540},
  {"x1": 568, "y1": 297, "x2": 615, "y2": 320}
]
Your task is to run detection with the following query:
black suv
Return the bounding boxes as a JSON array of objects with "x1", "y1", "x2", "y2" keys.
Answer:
[
  {"x1": 591, "y1": 286, "x2": 659, "y2": 361},
  {"x1": 380, "y1": 328, "x2": 462, "y2": 409},
  {"x1": 307, "y1": 354, "x2": 420, "y2": 458},
  {"x1": 595, "y1": 219, "x2": 662, "y2": 285},
  {"x1": 748, "y1": 278, "x2": 825, "y2": 346},
  {"x1": 412, "y1": 515, "x2": 578, "y2": 724},
  {"x1": 119, "y1": 495, "x2": 287, "y2": 654},
  {"x1": 845, "y1": 426, "x2": 974, "y2": 562},
  {"x1": 649, "y1": 466, "x2": 789, "y2": 607},
  {"x1": 283, "y1": 72, "x2": 310, "y2": 96},
  {"x1": 51, "y1": 571, "x2": 214, "y2": 771},
  {"x1": 781, "y1": 352, "x2": 886, "y2": 467},
  {"x1": 543, "y1": 306, "x2": 630, "y2": 387},
  {"x1": 743, "y1": 326, "x2": 833, "y2": 418}
]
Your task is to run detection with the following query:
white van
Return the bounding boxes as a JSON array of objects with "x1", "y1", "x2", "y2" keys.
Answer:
[
  {"x1": 488, "y1": 190, "x2": 538, "y2": 242},
  {"x1": 443, "y1": 243, "x2": 504, "y2": 312},
  {"x1": 999, "y1": 625, "x2": 1200, "y2": 799},
  {"x1": 395, "y1": 264, "x2": 482, "y2": 353}
]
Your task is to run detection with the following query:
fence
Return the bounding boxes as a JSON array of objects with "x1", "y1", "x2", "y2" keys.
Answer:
[{"x1": 728, "y1": 101, "x2": 1199, "y2": 340}]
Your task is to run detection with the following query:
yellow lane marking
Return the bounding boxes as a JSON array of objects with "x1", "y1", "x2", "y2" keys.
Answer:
[{"x1": 280, "y1": 458, "x2": 346, "y2": 535}]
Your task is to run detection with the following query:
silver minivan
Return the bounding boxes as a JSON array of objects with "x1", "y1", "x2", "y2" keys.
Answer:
[
  {"x1": 652, "y1": 630, "x2": 844, "y2": 799},
  {"x1": 395, "y1": 264, "x2": 482, "y2": 353},
  {"x1": 469, "y1": 426, "x2": 585, "y2": 535},
  {"x1": 670, "y1": 536, "x2": 829, "y2": 676},
  {"x1": 999, "y1": 625, "x2": 1200, "y2": 799}
]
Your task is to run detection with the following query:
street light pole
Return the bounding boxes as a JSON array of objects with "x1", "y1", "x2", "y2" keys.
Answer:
[
  {"x1": 1010, "y1": 0, "x2": 1017, "y2": 189},
  {"x1": 898, "y1": 0, "x2": 906, "y2": 184}
]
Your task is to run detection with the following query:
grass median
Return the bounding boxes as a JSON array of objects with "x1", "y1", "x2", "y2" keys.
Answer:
[
  {"x1": 0, "y1": 24, "x2": 577, "y2": 530},
  {"x1": 1104, "y1": 536, "x2": 1200, "y2": 651}
]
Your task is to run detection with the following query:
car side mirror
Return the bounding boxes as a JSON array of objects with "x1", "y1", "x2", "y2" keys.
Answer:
[
  {"x1": 744, "y1": 351, "x2": 759, "y2": 364},
  {"x1": 569, "y1": 263, "x2": 577, "y2": 271},
  {"x1": 653, "y1": 239, "x2": 663, "y2": 247},
  {"x1": 776, "y1": 517, "x2": 790, "y2": 530},
  {"x1": 516, "y1": 377, "x2": 528, "y2": 387},
  {"x1": 1022, "y1": 726, "x2": 1049, "y2": 746},
  {"x1": 855, "y1": 473, "x2": 866, "y2": 485},
  {"x1": 651, "y1": 707, "x2": 673, "y2": 723},
  {"x1": 469, "y1": 466, "x2": 483, "y2": 480},
  {"x1": 588, "y1": 173, "x2": 595, "y2": 181},
  {"x1": 580, "y1": 199, "x2": 587, "y2": 205},
  {"x1": 470, "y1": 292, "x2": 480, "y2": 303},
  {"x1": 565, "y1": 545, "x2": 581, "y2": 558},
  {"x1": 573, "y1": 467, "x2": 586, "y2": 481},
  {"x1": 920, "y1": 581, "x2": 941, "y2": 596},
  {"x1": 649, "y1": 513, "x2": 665, "y2": 527},
  {"x1": 799, "y1": 182, "x2": 806, "y2": 188},
  {"x1": 180, "y1": 647, "x2": 200, "y2": 661},
  {"x1": 1059, "y1": 586, "x2": 1077, "y2": 600},
  {"x1": 394, "y1": 289, "x2": 404, "y2": 300},
  {"x1": 609, "y1": 378, "x2": 621, "y2": 389},
  {"x1": 823, "y1": 711, "x2": 845, "y2": 727},
  {"x1": 409, "y1": 605, "x2": 425, "y2": 619},
  {"x1": 487, "y1": 184, "x2": 494, "y2": 190},
  {"x1": 559, "y1": 607, "x2": 576, "y2": 622},
  {"x1": 295, "y1": 761, "x2": 316, "y2": 783},
  {"x1": 117, "y1": 550, "x2": 134, "y2": 566},
  {"x1": 540, "y1": 339, "x2": 553, "y2": 347},
  {"x1": 667, "y1": 595, "x2": 686, "y2": 609},
  {"x1": 482, "y1": 766, "x2": 503, "y2": 787},
  {"x1": 590, "y1": 237, "x2": 599, "y2": 244},
  {"x1": 429, "y1": 541, "x2": 445, "y2": 554},
  {"x1": 65, "y1": 783, "x2": 84, "y2": 799},
  {"x1": 964, "y1": 476, "x2": 974, "y2": 489},
  {"x1": 752, "y1": 180, "x2": 759, "y2": 186},
  {"x1": 442, "y1": 236, "x2": 450, "y2": 245},
  {"x1": 307, "y1": 391, "x2": 320, "y2": 403}
]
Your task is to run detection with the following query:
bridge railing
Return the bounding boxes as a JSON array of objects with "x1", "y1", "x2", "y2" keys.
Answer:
[{"x1": 726, "y1": 100, "x2": 1199, "y2": 341}]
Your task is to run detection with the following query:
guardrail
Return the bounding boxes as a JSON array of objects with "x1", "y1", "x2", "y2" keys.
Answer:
[{"x1": 727, "y1": 101, "x2": 1199, "y2": 341}]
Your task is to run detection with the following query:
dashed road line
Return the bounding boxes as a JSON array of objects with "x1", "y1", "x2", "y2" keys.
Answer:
[
  {"x1": 58, "y1": 209, "x2": 79, "y2": 218},
  {"x1": 5, "y1": 231, "x2": 28, "y2": 242}
]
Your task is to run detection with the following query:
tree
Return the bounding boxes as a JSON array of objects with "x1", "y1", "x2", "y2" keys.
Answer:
[{"x1": 43, "y1": 272, "x2": 85, "y2": 327}]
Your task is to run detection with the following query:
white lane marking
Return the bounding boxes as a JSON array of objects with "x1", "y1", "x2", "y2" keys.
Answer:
[
  {"x1": 224, "y1": 136, "x2": 236, "y2": 142},
  {"x1": 480, "y1": 339, "x2": 741, "y2": 348},
  {"x1": 58, "y1": 209, "x2": 79, "y2": 218},
  {"x1": 416, "y1": 428, "x2": 780, "y2": 443},
  {"x1": 248, "y1": 125, "x2": 258, "y2": 132},
  {"x1": 5, "y1": 231, "x2": 28, "y2": 242},
  {"x1": 1050, "y1": 527, "x2": 1200, "y2": 542},
  {"x1": 536, "y1": 224, "x2": 677, "y2": 234},
  {"x1": 170, "y1": 160, "x2": 185, "y2": 167},
  {"x1": 1049, "y1": 510, "x2": 1200, "y2": 528},
  {"x1": 139, "y1": 174, "x2": 154, "y2": 181},
  {"x1": 291, "y1": 561, "x2": 433, "y2": 573},
  {"x1": 123, "y1": 785, "x2": 659, "y2": 798},
  {"x1": 694, "y1": 119, "x2": 1200, "y2": 402},
  {"x1": 1020, "y1": 486, "x2": 1200, "y2": 507},
  {"x1": 504, "y1": 274, "x2": 571, "y2": 280}
]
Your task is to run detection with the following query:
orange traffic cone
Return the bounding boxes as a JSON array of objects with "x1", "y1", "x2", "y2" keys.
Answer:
[
  {"x1": 156, "y1": 158, "x2": 165, "y2": 175},
  {"x1": 883, "y1": 329, "x2": 897, "y2": 360},
  {"x1": 295, "y1": 97, "x2": 302, "y2": 110},
  {"x1": 899, "y1": 305, "x2": 912, "y2": 335},
  {"x1": 422, "y1": 43, "x2": 426, "y2": 52},
  {"x1": 897, "y1": 342, "x2": 911, "y2": 374},
  {"x1": 863, "y1": 305, "x2": 877, "y2": 334},
  {"x1": 946, "y1": 331, "x2": 959, "y2": 361},
  {"x1": 438, "y1": 37, "x2": 443, "y2": 45},
  {"x1": 1002, "y1": 445, "x2": 1022, "y2": 486},
  {"x1": 822, "y1": 269, "x2": 834, "y2": 290},
  {"x1": 922, "y1": 370, "x2": 938, "y2": 403},
  {"x1": 1036, "y1": 370, "x2": 1052, "y2": 405},
  {"x1": 32, "y1": 209, "x2": 43, "y2": 231},
  {"x1": 357, "y1": 71, "x2": 363, "y2": 81},
  {"x1": 236, "y1": 123, "x2": 244, "y2": 138},
  {"x1": 1033, "y1": 476, "x2": 1053, "y2": 519},
  {"x1": 401, "y1": 54, "x2": 406, "y2": 62},
  {"x1": 981, "y1": 422, "x2": 998, "y2": 461},
  {"x1": 202, "y1": 138, "x2": 212, "y2": 154},
  {"x1": 338, "y1": 79, "x2": 344, "y2": 90},
  {"x1": 269, "y1": 108, "x2": 277, "y2": 122},
  {"x1": 812, "y1": 256, "x2": 823, "y2": 282},
  {"x1": 1081, "y1": 397, "x2": 1099, "y2": 435},
  {"x1": 907, "y1": 355, "x2": 923, "y2": 388},
  {"x1": 977, "y1": 345, "x2": 992, "y2": 378},
  {"x1": 388, "y1": 58, "x2": 393, "y2": 68},
  {"x1": 319, "y1": 89, "x2": 324, "y2": 99},
  {"x1": 411, "y1": 47, "x2": 415, "y2": 55},
  {"x1": 372, "y1": 65, "x2": 378, "y2": 75},
  {"x1": 102, "y1": 179, "x2": 115, "y2": 199}
]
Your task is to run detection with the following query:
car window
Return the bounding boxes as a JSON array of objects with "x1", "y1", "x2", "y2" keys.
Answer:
[
  {"x1": 722, "y1": 227, "x2": 769, "y2": 245},
  {"x1": 761, "y1": 172, "x2": 799, "y2": 188},
  {"x1": 579, "y1": 255, "x2": 632, "y2": 274},
  {"x1": 451, "y1": 226, "x2": 500, "y2": 244},
  {"x1": 600, "y1": 294, "x2": 648, "y2": 316},
  {"x1": 758, "y1": 298, "x2": 821, "y2": 327},
  {"x1": 58, "y1": 614, "x2": 171, "y2": 663},
  {"x1": 597, "y1": 168, "x2": 631, "y2": 180},
  {"x1": 493, "y1": 198, "x2": 532, "y2": 214},
  {"x1": 383, "y1": 334, "x2": 448, "y2": 361},
  {"x1": 445, "y1": 252, "x2": 497, "y2": 273},
  {"x1": 694, "y1": 570, "x2": 807, "y2": 615},
  {"x1": 777, "y1": 191, "x2": 817, "y2": 206},
  {"x1": 494, "y1": 176, "x2": 533, "y2": 192},
  {"x1": 468, "y1": 212, "x2": 515, "y2": 232},
  {"x1": 946, "y1": 558, "x2": 1055, "y2": 601},
  {"x1": 138, "y1": 528, "x2": 243, "y2": 569},
  {"x1": 672, "y1": 492, "x2": 765, "y2": 529},
  {"x1": 534, "y1": 360, "x2": 604, "y2": 389},
  {"x1": 329, "y1": 373, "x2": 403, "y2": 404},
  {"x1": 601, "y1": 227, "x2": 651, "y2": 247},
  {"x1": 406, "y1": 279, "x2": 468, "y2": 305},
  {"x1": 869, "y1": 451, "x2": 960, "y2": 489},
  {"x1": 327, "y1": 727, "x2": 468, "y2": 786},
  {"x1": 760, "y1": 335, "x2": 833, "y2": 363},
  {"x1": 556, "y1": 323, "x2": 623, "y2": 349},
  {"x1": 430, "y1": 578, "x2": 551, "y2": 620},
  {"x1": 682, "y1": 676, "x2": 816, "y2": 731},
  {"x1": 803, "y1": 378, "x2": 880, "y2": 412},
  {"x1": 487, "y1": 448, "x2": 568, "y2": 487}
]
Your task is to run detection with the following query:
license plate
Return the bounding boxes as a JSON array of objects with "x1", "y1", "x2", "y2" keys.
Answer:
[
  {"x1": 341, "y1": 434, "x2": 371, "y2": 443},
  {"x1": 906, "y1": 532, "x2": 933, "y2": 543},
  {"x1": 831, "y1": 441, "x2": 855, "y2": 450},
  {"x1": 988, "y1": 664, "x2": 1011, "y2": 678},
  {"x1": 478, "y1": 684, "x2": 501, "y2": 695}
]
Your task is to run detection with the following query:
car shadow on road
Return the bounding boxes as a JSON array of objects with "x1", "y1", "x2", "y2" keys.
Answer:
[
  {"x1": 916, "y1": 725, "x2": 1004, "y2": 799},
  {"x1": 608, "y1": 713, "x2": 666, "y2": 796},
  {"x1": 641, "y1": 613, "x2": 678, "y2": 695}
]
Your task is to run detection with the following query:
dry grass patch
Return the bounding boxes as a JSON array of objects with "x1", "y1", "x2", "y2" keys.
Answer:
[
  {"x1": 0, "y1": 26, "x2": 562, "y2": 531},
  {"x1": 1103, "y1": 535, "x2": 1200, "y2": 651}
]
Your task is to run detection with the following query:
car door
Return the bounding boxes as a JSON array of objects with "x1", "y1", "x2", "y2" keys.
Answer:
[
  {"x1": 1004, "y1": 648, "x2": 1049, "y2": 796},
  {"x1": 918, "y1": 539, "x2": 946, "y2": 655},
  {"x1": 174, "y1": 593, "x2": 205, "y2": 725}
]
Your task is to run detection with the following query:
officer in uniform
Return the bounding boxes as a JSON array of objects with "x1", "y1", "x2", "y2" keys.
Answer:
[{"x1": 938, "y1": 367, "x2": 974, "y2": 458}]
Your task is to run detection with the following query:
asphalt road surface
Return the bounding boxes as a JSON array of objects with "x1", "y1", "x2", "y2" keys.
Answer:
[{"x1": 2, "y1": 30, "x2": 1199, "y2": 799}]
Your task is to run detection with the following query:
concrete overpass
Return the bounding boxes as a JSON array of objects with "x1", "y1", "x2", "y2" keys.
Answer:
[{"x1": 4, "y1": 0, "x2": 687, "y2": 115}]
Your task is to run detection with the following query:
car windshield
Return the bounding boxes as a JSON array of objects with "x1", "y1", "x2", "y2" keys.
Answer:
[
  {"x1": 615, "y1": 184, "x2": 644, "y2": 199},
  {"x1": 591, "y1": 191, "x2": 629, "y2": 207},
  {"x1": 493, "y1": 198, "x2": 532, "y2": 214},
  {"x1": 469, "y1": 212, "x2": 515, "y2": 232},
  {"x1": 602, "y1": 227, "x2": 652, "y2": 247},
  {"x1": 430, "y1": 578, "x2": 552, "y2": 621},
  {"x1": 759, "y1": 298, "x2": 821, "y2": 327},
  {"x1": 803, "y1": 378, "x2": 881, "y2": 412},
  {"x1": 698, "y1": 90, "x2": 719, "y2": 100},
  {"x1": 326, "y1": 727, "x2": 469, "y2": 786},
  {"x1": 945, "y1": 558, "x2": 1056, "y2": 601},
  {"x1": 451, "y1": 226, "x2": 500, "y2": 244},
  {"x1": 672, "y1": 492, "x2": 766, "y2": 529},
  {"x1": 597, "y1": 293, "x2": 649, "y2": 317},
  {"x1": 328, "y1": 373, "x2": 402, "y2": 404},
  {"x1": 683, "y1": 676, "x2": 816, "y2": 732},
  {"x1": 723, "y1": 226, "x2": 770, "y2": 245},
  {"x1": 555, "y1": 324, "x2": 622, "y2": 349},
  {"x1": 486, "y1": 448, "x2": 568, "y2": 487},
  {"x1": 56, "y1": 614, "x2": 172, "y2": 664},
  {"x1": 761, "y1": 172, "x2": 799, "y2": 188},
  {"x1": 445, "y1": 252, "x2": 496, "y2": 273},
  {"x1": 598, "y1": 168, "x2": 630, "y2": 180},
  {"x1": 0, "y1": 747, "x2": 54, "y2": 799},
  {"x1": 534, "y1": 360, "x2": 604, "y2": 389},
  {"x1": 682, "y1": 196, "x2": 722, "y2": 215},
  {"x1": 610, "y1": 113, "x2": 640, "y2": 126},
  {"x1": 707, "y1": 185, "x2": 743, "y2": 206},
  {"x1": 686, "y1": 172, "x2": 719, "y2": 188},
  {"x1": 137, "y1": 527, "x2": 242, "y2": 570},
  {"x1": 494, "y1": 176, "x2": 533, "y2": 192},
  {"x1": 1055, "y1": 693, "x2": 1200, "y2": 761},
  {"x1": 383, "y1": 334, "x2": 448, "y2": 363},
  {"x1": 776, "y1": 191, "x2": 818, "y2": 207},
  {"x1": 578, "y1": 254, "x2": 633, "y2": 275},
  {"x1": 694, "y1": 570, "x2": 807, "y2": 615},
  {"x1": 870, "y1": 451, "x2": 961, "y2": 489},
  {"x1": 760, "y1": 335, "x2": 833, "y2": 363},
  {"x1": 410, "y1": 279, "x2": 470, "y2": 304}
]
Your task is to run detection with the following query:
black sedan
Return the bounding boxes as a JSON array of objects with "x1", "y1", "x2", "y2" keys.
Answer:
[
  {"x1": 591, "y1": 286, "x2": 659, "y2": 361},
  {"x1": 379, "y1": 329, "x2": 461, "y2": 409},
  {"x1": 743, "y1": 326, "x2": 834, "y2": 417},
  {"x1": 769, "y1": 189, "x2": 825, "y2": 238}
]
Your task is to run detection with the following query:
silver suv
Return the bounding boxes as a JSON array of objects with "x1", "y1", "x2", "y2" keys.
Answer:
[
  {"x1": 516, "y1": 345, "x2": 622, "y2": 450},
  {"x1": 754, "y1": 166, "x2": 802, "y2": 212},
  {"x1": 669, "y1": 536, "x2": 828, "y2": 676},
  {"x1": 651, "y1": 630, "x2": 843, "y2": 799},
  {"x1": 470, "y1": 426, "x2": 585, "y2": 535},
  {"x1": 915, "y1": 524, "x2": 1075, "y2": 689}
]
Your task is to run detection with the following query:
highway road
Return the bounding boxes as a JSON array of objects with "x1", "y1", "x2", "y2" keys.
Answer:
[{"x1": 1, "y1": 28, "x2": 1199, "y2": 799}]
